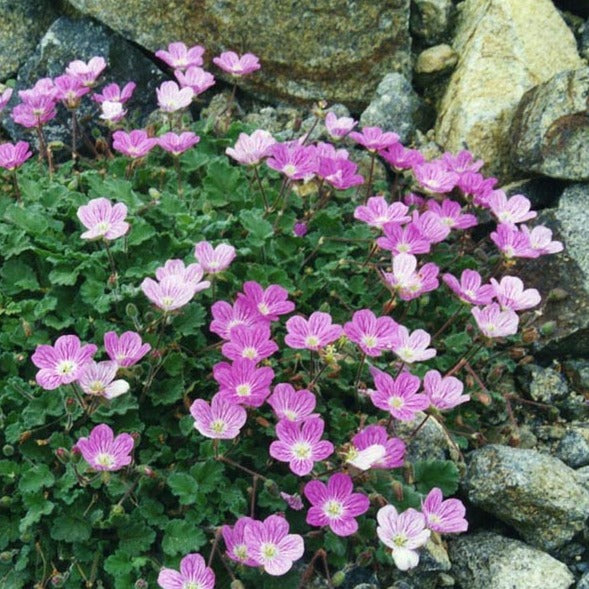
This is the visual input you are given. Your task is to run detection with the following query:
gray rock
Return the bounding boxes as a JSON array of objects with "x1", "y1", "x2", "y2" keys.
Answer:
[
  {"x1": 577, "y1": 571, "x2": 589, "y2": 589},
  {"x1": 360, "y1": 73, "x2": 433, "y2": 144},
  {"x1": 1, "y1": 17, "x2": 167, "y2": 153},
  {"x1": 435, "y1": 0, "x2": 582, "y2": 180},
  {"x1": 556, "y1": 426, "x2": 589, "y2": 468},
  {"x1": 410, "y1": 0, "x2": 454, "y2": 45},
  {"x1": 415, "y1": 44, "x2": 458, "y2": 75},
  {"x1": 0, "y1": 0, "x2": 59, "y2": 80},
  {"x1": 519, "y1": 185, "x2": 589, "y2": 359},
  {"x1": 66, "y1": 0, "x2": 411, "y2": 108},
  {"x1": 516, "y1": 365, "x2": 569, "y2": 404},
  {"x1": 464, "y1": 445, "x2": 589, "y2": 550},
  {"x1": 563, "y1": 359, "x2": 589, "y2": 395},
  {"x1": 511, "y1": 68, "x2": 589, "y2": 181},
  {"x1": 576, "y1": 466, "x2": 589, "y2": 492},
  {"x1": 449, "y1": 532, "x2": 575, "y2": 589}
]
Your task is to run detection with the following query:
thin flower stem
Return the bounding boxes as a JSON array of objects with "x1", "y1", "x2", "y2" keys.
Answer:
[
  {"x1": 103, "y1": 240, "x2": 120, "y2": 301},
  {"x1": 431, "y1": 305, "x2": 464, "y2": 342},
  {"x1": 250, "y1": 475, "x2": 258, "y2": 518},
  {"x1": 217, "y1": 454, "x2": 268, "y2": 481},
  {"x1": 11, "y1": 170, "x2": 21, "y2": 202},
  {"x1": 353, "y1": 353, "x2": 366, "y2": 392},
  {"x1": 253, "y1": 165, "x2": 270, "y2": 211},
  {"x1": 173, "y1": 155, "x2": 184, "y2": 197},
  {"x1": 207, "y1": 528, "x2": 222, "y2": 568},
  {"x1": 446, "y1": 341, "x2": 485, "y2": 377},
  {"x1": 115, "y1": 475, "x2": 141, "y2": 508},
  {"x1": 409, "y1": 414, "x2": 430, "y2": 439},
  {"x1": 71, "y1": 110, "x2": 79, "y2": 164},
  {"x1": 365, "y1": 151, "x2": 376, "y2": 203},
  {"x1": 70, "y1": 383, "x2": 87, "y2": 412}
]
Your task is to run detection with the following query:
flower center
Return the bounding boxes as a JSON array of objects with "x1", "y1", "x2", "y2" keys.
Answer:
[
  {"x1": 305, "y1": 335, "x2": 320, "y2": 348},
  {"x1": 361, "y1": 335, "x2": 378, "y2": 349},
  {"x1": 397, "y1": 346, "x2": 413, "y2": 360},
  {"x1": 283, "y1": 409, "x2": 298, "y2": 421},
  {"x1": 389, "y1": 396, "x2": 404, "y2": 409},
  {"x1": 324, "y1": 500, "x2": 344, "y2": 519},
  {"x1": 292, "y1": 442, "x2": 312, "y2": 459},
  {"x1": 161, "y1": 296, "x2": 174, "y2": 309},
  {"x1": 210, "y1": 419, "x2": 226, "y2": 434},
  {"x1": 428, "y1": 513, "x2": 441, "y2": 524},
  {"x1": 234, "y1": 544, "x2": 249, "y2": 561},
  {"x1": 283, "y1": 164, "x2": 297, "y2": 177},
  {"x1": 56, "y1": 360, "x2": 76, "y2": 375},
  {"x1": 182, "y1": 582, "x2": 202, "y2": 589},
  {"x1": 236, "y1": 384, "x2": 251, "y2": 397},
  {"x1": 261, "y1": 542, "x2": 278, "y2": 560},
  {"x1": 88, "y1": 380, "x2": 106, "y2": 395},
  {"x1": 397, "y1": 243, "x2": 411, "y2": 253},
  {"x1": 96, "y1": 221, "x2": 110, "y2": 234},
  {"x1": 392, "y1": 533, "x2": 408, "y2": 548},
  {"x1": 242, "y1": 347, "x2": 257, "y2": 360},
  {"x1": 95, "y1": 452, "x2": 115, "y2": 468},
  {"x1": 257, "y1": 302, "x2": 270, "y2": 315}
]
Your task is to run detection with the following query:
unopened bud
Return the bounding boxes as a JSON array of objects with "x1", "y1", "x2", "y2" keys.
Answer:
[
  {"x1": 332, "y1": 570, "x2": 346, "y2": 587},
  {"x1": 55, "y1": 448, "x2": 69, "y2": 464},
  {"x1": 521, "y1": 327, "x2": 538, "y2": 344},
  {"x1": 2, "y1": 445, "x2": 14, "y2": 457},
  {"x1": 134, "y1": 579, "x2": 148, "y2": 589},
  {"x1": 539, "y1": 321, "x2": 556, "y2": 336},
  {"x1": 148, "y1": 187, "x2": 161, "y2": 200},
  {"x1": 126, "y1": 303, "x2": 139, "y2": 318},
  {"x1": 0, "y1": 496, "x2": 12, "y2": 508},
  {"x1": 0, "y1": 551, "x2": 14, "y2": 563},
  {"x1": 110, "y1": 504, "x2": 125, "y2": 518},
  {"x1": 50, "y1": 573, "x2": 68, "y2": 587},
  {"x1": 230, "y1": 581, "x2": 245, "y2": 589}
]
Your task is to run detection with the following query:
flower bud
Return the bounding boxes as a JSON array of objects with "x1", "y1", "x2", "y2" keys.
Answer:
[
  {"x1": 0, "y1": 551, "x2": 14, "y2": 563},
  {"x1": 148, "y1": 187, "x2": 161, "y2": 200},
  {"x1": 126, "y1": 303, "x2": 139, "y2": 318},
  {"x1": 0, "y1": 496, "x2": 12, "y2": 508},
  {"x1": 230, "y1": 581, "x2": 245, "y2": 589},
  {"x1": 2, "y1": 445, "x2": 14, "y2": 457},
  {"x1": 110, "y1": 504, "x2": 125, "y2": 518},
  {"x1": 134, "y1": 580, "x2": 148, "y2": 589},
  {"x1": 55, "y1": 448, "x2": 69, "y2": 464},
  {"x1": 332, "y1": 571, "x2": 346, "y2": 587}
]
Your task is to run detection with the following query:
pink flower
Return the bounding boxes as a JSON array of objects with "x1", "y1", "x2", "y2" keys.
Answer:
[
  {"x1": 237, "y1": 281, "x2": 295, "y2": 322},
  {"x1": 471, "y1": 303, "x2": 519, "y2": 338},
  {"x1": 190, "y1": 393, "x2": 247, "y2": 439},
  {"x1": 93, "y1": 82, "x2": 136, "y2": 104},
  {"x1": 141, "y1": 260, "x2": 210, "y2": 312},
  {"x1": 99, "y1": 101, "x2": 126, "y2": 123},
  {"x1": 156, "y1": 81, "x2": 194, "y2": 112},
  {"x1": 19, "y1": 78, "x2": 56, "y2": 102},
  {"x1": 210, "y1": 299, "x2": 259, "y2": 340},
  {"x1": 0, "y1": 141, "x2": 32, "y2": 171},
  {"x1": 414, "y1": 162, "x2": 459, "y2": 194},
  {"x1": 270, "y1": 417, "x2": 334, "y2": 476},
  {"x1": 411, "y1": 210, "x2": 451, "y2": 244},
  {"x1": 12, "y1": 95, "x2": 56, "y2": 128},
  {"x1": 194, "y1": 241, "x2": 235, "y2": 274},
  {"x1": 304, "y1": 473, "x2": 370, "y2": 536},
  {"x1": 0, "y1": 87, "x2": 13, "y2": 112},
  {"x1": 344, "y1": 309, "x2": 399, "y2": 357},
  {"x1": 267, "y1": 384, "x2": 317, "y2": 422},
  {"x1": 490, "y1": 276, "x2": 541, "y2": 311},
  {"x1": 349, "y1": 126, "x2": 399, "y2": 152},
  {"x1": 53, "y1": 74, "x2": 90, "y2": 109},
  {"x1": 158, "y1": 131, "x2": 200, "y2": 156},
  {"x1": 391, "y1": 326, "x2": 437, "y2": 363},
  {"x1": 243, "y1": 515, "x2": 304, "y2": 576},
  {"x1": 104, "y1": 331, "x2": 151, "y2": 367},
  {"x1": 490, "y1": 223, "x2": 535, "y2": 259},
  {"x1": 325, "y1": 111, "x2": 357, "y2": 139},
  {"x1": 521, "y1": 225, "x2": 564, "y2": 256},
  {"x1": 156, "y1": 42, "x2": 205, "y2": 70},
  {"x1": 112, "y1": 129, "x2": 158, "y2": 158},
  {"x1": 66, "y1": 57, "x2": 107, "y2": 87},
  {"x1": 32, "y1": 335, "x2": 97, "y2": 390},
  {"x1": 383, "y1": 254, "x2": 439, "y2": 302},
  {"x1": 457, "y1": 172, "x2": 496, "y2": 205},
  {"x1": 293, "y1": 221, "x2": 308, "y2": 237},
  {"x1": 174, "y1": 66, "x2": 216, "y2": 96},
  {"x1": 440, "y1": 150, "x2": 484, "y2": 175},
  {"x1": 423, "y1": 370, "x2": 469, "y2": 410},
  {"x1": 77, "y1": 197, "x2": 129, "y2": 241},
  {"x1": 75, "y1": 424, "x2": 134, "y2": 471},
  {"x1": 380, "y1": 142, "x2": 425, "y2": 170},
  {"x1": 222, "y1": 516, "x2": 259, "y2": 566},
  {"x1": 370, "y1": 367, "x2": 429, "y2": 421},
  {"x1": 488, "y1": 191, "x2": 536, "y2": 226},
  {"x1": 354, "y1": 197, "x2": 410, "y2": 230},
  {"x1": 315, "y1": 142, "x2": 350, "y2": 160},
  {"x1": 221, "y1": 324, "x2": 279, "y2": 362},
  {"x1": 213, "y1": 51, "x2": 261, "y2": 76},
  {"x1": 226, "y1": 129, "x2": 276, "y2": 166},
  {"x1": 285, "y1": 312, "x2": 343, "y2": 351},
  {"x1": 427, "y1": 199, "x2": 477, "y2": 230},
  {"x1": 377, "y1": 223, "x2": 431, "y2": 255},
  {"x1": 266, "y1": 142, "x2": 317, "y2": 180},
  {"x1": 376, "y1": 505, "x2": 430, "y2": 570},
  {"x1": 157, "y1": 552, "x2": 214, "y2": 589},
  {"x1": 442, "y1": 270, "x2": 495, "y2": 305},
  {"x1": 348, "y1": 425, "x2": 405, "y2": 470},
  {"x1": 317, "y1": 157, "x2": 364, "y2": 190},
  {"x1": 421, "y1": 488, "x2": 468, "y2": 534},
  {"x1": 281, "y1": 492, "x2": 305, "y2": 510},
  {"x1": 213, "y1": 358, "x2": 274, "y2": 408},
  {"x1": 77, "y1": 361, "x2": 129, "y2": 399}
]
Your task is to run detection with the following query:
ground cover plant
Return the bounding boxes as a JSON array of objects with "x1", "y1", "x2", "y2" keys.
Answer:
[{"x1": 0, "y1": 43, "x2": 562, "y2": 588}]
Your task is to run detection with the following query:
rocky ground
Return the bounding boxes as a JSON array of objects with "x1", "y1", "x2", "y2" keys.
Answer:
[{"x1": 1, "y1": 0, "x2": 589, "y2": 587}]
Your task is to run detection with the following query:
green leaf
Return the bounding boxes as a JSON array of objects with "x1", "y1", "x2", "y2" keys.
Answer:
[
  {"x1": 167, "y1": 472, "x2": 198, "y2": 505},
  {"x1": 202, "y1": 159, "x2": 241, "y2": 206},
  {"x1": 104, "y1": 550, "x2": 134, "y2": 576},
  {"x1": 117, "y1": 518, "x2": 156, "y2": 552},
  {"x1": 18, "y1": 464, "x2": 55, "y2": 494},
  {"x1": 239, "y1": 209, "x2": 273, "y2": 244},
  {"x1": 162, "y1": 520, "x2": 206, "y2": 556},
  {"x1": 50, "y1": 512, "x2": 92, "y2": 542},
  {"x1": 127, "y1": 218, "x2": 156, "y2": 247},
  {"x1": 0, "y1": 259, "x2": 39, "y2": 294},
  {"x1": 20, "y1": 493, "x2": 54, "y2": 532},
  {"x1": 414, "y1": 459, "x2": 460, "y2": 496}
]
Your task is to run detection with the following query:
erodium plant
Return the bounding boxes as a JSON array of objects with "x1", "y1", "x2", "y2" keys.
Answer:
[{"x1": 0, "y1": 42, "x2": 562, "y2": 588}]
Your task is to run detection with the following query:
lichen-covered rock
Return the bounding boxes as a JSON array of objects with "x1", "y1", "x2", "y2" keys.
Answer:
[
  {"x1": 511, "y1": 68, "x2": 589, "y2": 181},
  {"x1": 415, "y1": 44, "x2": 458, "y2": 76},
  {"x1": 359, "y1": 73, "x2": 433, "y2": 143},
  {"x1": 435, "y1": 0, "x2": 582, "y2": 180},
  {"x1": 449, "y1": 532, "x2": 575, "y2": 589},
  {"x1": 464, "y1": 445, "x2": 589, "y2": 550},
  {"x1": 516, "y1": 365, "x2": 569, "y2": 404},
  {"x1": 0, "y1": 0, "x2": 59, "y2": 80},
  {"x1": 410, "y1": 0, "x2": 454, "y2": 45},
  {"x1": 1, "y1": 17, "x2": 167, "y2": 150},
  {"x1": 556, "y1": 426, "x2": 589, "y2": 468},
  {"x1": 65, "y1": 0, "x2": 411, "y2": 108}
]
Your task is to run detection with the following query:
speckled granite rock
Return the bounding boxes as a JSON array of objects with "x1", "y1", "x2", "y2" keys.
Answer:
[
  {"x1": 556, "y1": 425, "x2": 589, "y2": 468},
  {"x1": 511, "y1": 68, "x2": 589, "y2": 181},
  {"x1": 66, "y1": 0, "x2": 411, "y2": 108},
  {"x1": 435, "y1": 0, "x2": 582, "y2": 180},
  {"x1": 464, "y1": 445, "x2": 589, "y2": 550},
  {"x1": 449, "y1": 532, "x2": 575, "y2": 589},
  {"x1": 410, "y1": 0, "x2": 454, "y2": 45},
  {"x1": 0, "y1": 0, "x2": 59, "y2": 80}
]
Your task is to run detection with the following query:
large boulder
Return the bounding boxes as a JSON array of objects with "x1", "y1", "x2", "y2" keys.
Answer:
[
  {"x1": 464, "y1": 445, "x2": 589, "y2": 551},
  {"x1": 0, "y1": 0, "x2": 59, "y2": 80},
  {"x1": 511, "y1": 68, "x2": 589, "y2": 181},
  {"x1": 449, "y1": 532, "x2": 575, "y2": 589},
  {"x1": 435, "y1": 0, "x2": 582, "y2": 180},
  {"x1": 65, "y1": 0, "x2": 411, "y2": 108}
]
